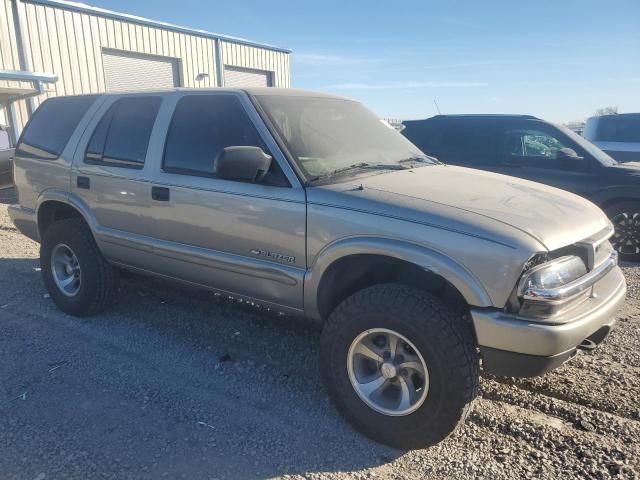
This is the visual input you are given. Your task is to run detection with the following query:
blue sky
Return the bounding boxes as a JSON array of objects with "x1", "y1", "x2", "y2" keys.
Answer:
[{"x1": 91, "y1": 0, "x2": 640, "y2": 123}]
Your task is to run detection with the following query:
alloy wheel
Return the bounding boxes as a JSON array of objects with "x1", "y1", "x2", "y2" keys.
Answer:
[
  {"x1": 51, "y1": 243, "x2": 82, "y2": 297},
  {"x1": 611, "y1": 211, "x2": 640, "y2": 256},
  {"x1": 347, "y1": 328, "x2": 429, "y2": 416}
]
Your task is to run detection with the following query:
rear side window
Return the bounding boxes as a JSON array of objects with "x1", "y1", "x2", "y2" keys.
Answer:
[
  {"x1": 163, "y1": 94, "x2": 265, "y2": 176},
  {"x1": 401, "y1": 120, "x2": 443, "y2": 155},
  {"x1": 17, "y1": 96, "x2": 98, "y2": 160},
  {"x1": 439, "y1": 121, "x2": 497, "y2": 163},
  {"x1": 85, "y1": 96, "x2": 161, "y2": 168}
]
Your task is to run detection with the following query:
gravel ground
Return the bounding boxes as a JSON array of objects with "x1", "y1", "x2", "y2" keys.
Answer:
[{"x1": 1, "y1": 187, "x2": 639, "y2": 480}]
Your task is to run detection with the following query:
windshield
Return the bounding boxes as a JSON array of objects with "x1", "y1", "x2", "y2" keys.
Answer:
[
  {"x1": 255, "y1": 95, "x2": 433, "y2": 181},
  {"x1": 555, "y1": 123, "x2": 617, "y2": 166}
]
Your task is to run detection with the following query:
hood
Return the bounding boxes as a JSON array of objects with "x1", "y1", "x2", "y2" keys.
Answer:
[
  {"x1": 609, "y1": 161, "x2": 640, "y2": 175},
  {"x1": 316, "y1": 165, "x2": 610, "y2": 251}
]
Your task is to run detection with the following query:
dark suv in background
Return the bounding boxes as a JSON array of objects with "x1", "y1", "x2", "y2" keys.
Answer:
[{"x1": 402, "y1": 115, "x2": 640, "y2": 261}]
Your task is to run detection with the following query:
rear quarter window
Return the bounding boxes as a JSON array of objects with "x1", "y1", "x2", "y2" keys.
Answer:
[{"x1": 16, "y1": 96, "x2": 98, "y2": 160}]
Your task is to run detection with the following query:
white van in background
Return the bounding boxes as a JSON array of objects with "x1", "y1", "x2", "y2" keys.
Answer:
[{"x1": 584, "y1": 113, "x2": 640, "y2": 163}]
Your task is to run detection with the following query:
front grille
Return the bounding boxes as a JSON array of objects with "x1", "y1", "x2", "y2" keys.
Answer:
[{"x1": 594, "y1": 241, "x2": 614, "y2": 269}]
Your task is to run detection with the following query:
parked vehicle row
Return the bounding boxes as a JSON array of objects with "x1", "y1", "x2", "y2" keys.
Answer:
[
  {"x1": 402, "y1": 114, "x2": 640, "y2": 261},
  {"x1": 9, "y1": 89, "x2": 627, "y2": 449}
]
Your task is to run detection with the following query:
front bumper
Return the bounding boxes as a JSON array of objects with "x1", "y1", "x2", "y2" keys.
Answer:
[{"x1": 471, "y1": 265, "x2": 626, "y2": 377}]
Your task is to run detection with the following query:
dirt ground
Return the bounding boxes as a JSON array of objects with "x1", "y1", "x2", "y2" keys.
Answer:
[{"x1": 1, "y1": 187, "x2": 638, "y2": 480}]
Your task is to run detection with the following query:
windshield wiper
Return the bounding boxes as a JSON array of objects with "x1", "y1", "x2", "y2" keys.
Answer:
[
  {"x1": 308, "y1": 162, "x2": 406, "y2": 184},
  {"x1": 398, "y1": 155, "x2": 441, "y2": 165}
]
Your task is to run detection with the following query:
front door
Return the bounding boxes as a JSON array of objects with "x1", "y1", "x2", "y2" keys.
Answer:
[
  {"x1": 146, "y1": 92, "x2": 306, "y2": 313},
  {"x1": 489, "y1": 122, "x2": 601, "y2": 197}
]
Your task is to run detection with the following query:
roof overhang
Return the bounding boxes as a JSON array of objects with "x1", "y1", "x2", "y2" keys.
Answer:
[
  {"x1": 0, "y1": 70, "x2": 58, "y2": 103},
  {"x1": 26, "y1": 0, "x2": 292, "y2": 54}
]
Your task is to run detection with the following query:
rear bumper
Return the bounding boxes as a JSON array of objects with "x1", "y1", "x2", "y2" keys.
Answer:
[
  {"x1": 7, "y1": 204, "x2": 39, "y2": 242},
  {"x1": 471, "y1": 266, "x2": 626, "y2": 377}
]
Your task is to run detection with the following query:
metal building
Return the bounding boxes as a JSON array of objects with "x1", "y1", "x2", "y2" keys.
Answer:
[{"x1": 0, "y1": 0, "x2": 291, "y2": 142}]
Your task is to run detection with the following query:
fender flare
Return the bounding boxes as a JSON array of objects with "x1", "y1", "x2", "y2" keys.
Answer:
[
  {"x1": 589, "y1": 186, "x2": 640, "y2": 209},
  {"x1": 303, "y1": 236, "x2": 494, "y2": 321},
  {"x1": 36, "y1": 189, "x2": 99, "y2": 236}
]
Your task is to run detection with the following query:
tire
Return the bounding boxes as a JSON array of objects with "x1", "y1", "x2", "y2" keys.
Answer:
[
  {"x1": 320, "y1": 283, "x2": 479, "y2": 449},
  {"x1": 40, "y1": 218, "x2": 119, "y2": 316},
  {"x1": 605, "y1": 201, "x2": 640, "y2": 262}
]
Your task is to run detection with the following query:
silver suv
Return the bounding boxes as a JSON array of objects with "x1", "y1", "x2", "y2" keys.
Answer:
[{"x1": 9, "y1": 89, "x2": 626, "y2": 449}]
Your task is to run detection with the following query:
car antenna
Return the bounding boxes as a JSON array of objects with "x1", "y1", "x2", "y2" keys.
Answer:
[{"x1": 433, "y1": 99, "x2": 442, "y2": 114}]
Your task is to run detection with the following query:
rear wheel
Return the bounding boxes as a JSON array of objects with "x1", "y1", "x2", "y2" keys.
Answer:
[
  {"x1": 40, "y1": 218, "x2": 119, "y2": 316},
  {"x1": 605, "y1": 201, "x2": 640, "y2": 262},
  {"x1": 320, "y1": 284, "x2": 479, "y2": 449}
]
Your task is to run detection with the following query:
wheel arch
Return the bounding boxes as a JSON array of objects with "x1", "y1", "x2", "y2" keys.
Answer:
[
  {"x1": 36, "y1": 190, "x2": 98, "y2": 239},
  {"x1": 304, "y1": 237, "x2": 493, "y2": 322},
  {"x1": 590, "y1": 187, "x2": 640, "y2": 210}
]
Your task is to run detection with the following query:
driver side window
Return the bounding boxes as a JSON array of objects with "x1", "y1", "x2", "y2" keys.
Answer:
[
  {"x1": 503, "y1": 129, "x2": 567, "y2": 158},
  {"x1": 162, "y1": 94, "x2": 287, "y2": 186},
  {"x1": 524, "y1": 131, "x2": 564, "y2": 157},
  {"x1": 501, "y1": 126, "x2": 583, "y2": 171}
]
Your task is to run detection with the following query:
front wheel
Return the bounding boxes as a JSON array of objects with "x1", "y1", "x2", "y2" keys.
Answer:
[
  {"x1": 605, "y1": 201, "x2": 640, "y2": 262},
  {"x1": 320, "y1": 284, "x2": 479, "y2": 449}
]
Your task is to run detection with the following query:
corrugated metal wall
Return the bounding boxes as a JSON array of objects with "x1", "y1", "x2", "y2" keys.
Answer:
[
  {"x1": 221, "y1": 41, "x2": 290, "y2": 88},
  {"x1": 0, "y1": 0, "x2": 33, "y2": 94},
  {"x1": 2, "y1": 0, "x2": 290, "y2": 133},
  {"x1": 102, "y1": 49, "x2": 180, "y2": 92}
]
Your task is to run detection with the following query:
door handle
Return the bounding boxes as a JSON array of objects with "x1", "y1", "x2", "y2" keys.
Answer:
[
  {"x1": 499, "y1": 161, "x2": 520, "y2": 168},
  {"x1": 151, "y1": 186, "x2": 170, "y2": 201},
  {"x1": 77, "y1": 176, "x2": 90, "y2": 189}
]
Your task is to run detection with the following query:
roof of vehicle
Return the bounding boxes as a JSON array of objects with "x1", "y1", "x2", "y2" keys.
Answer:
[
  {"x1": 41, "y1": 88, "x2": 352, "y2": 102},
  {"x1": 405, "y1": 114, "x2": 540, "y2": 123},
  {"x1": 587, "y1": 113, "x2": 640, "y2": 121}
]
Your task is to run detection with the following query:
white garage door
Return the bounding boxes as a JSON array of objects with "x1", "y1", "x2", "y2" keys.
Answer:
[
  {"x1": 224, "y1": 66, "x2": 272, "y2": 88},
  {"x1": 103, "y1": 50, "x2": 179, "y2": 92}
]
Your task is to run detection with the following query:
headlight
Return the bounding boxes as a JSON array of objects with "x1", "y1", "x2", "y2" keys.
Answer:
[{"x1": 518, "y1": 256, "x2": 587, "y2": 299}]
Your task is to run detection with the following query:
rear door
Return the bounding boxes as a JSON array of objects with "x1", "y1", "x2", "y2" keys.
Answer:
[
  {"x1": 435, "y1": 120, "x2": 498, "y2": 168},
  {"x1": 145, "y1": 91, "x2": 306, "y2": 313},
  {"x1": 71, "y1": 94, "x2": 164, "y2": 270},
  {"x1": 489, "y1": 120, "x2": 602, "y2": 196}
]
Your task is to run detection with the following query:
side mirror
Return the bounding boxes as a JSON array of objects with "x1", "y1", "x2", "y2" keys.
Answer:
[
  {"x1": 215, "y1": 146, "x2": 272, "y2": 183},
  {"x1": 556, "y1": 147, "x2": 583, "y2": 160}
]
